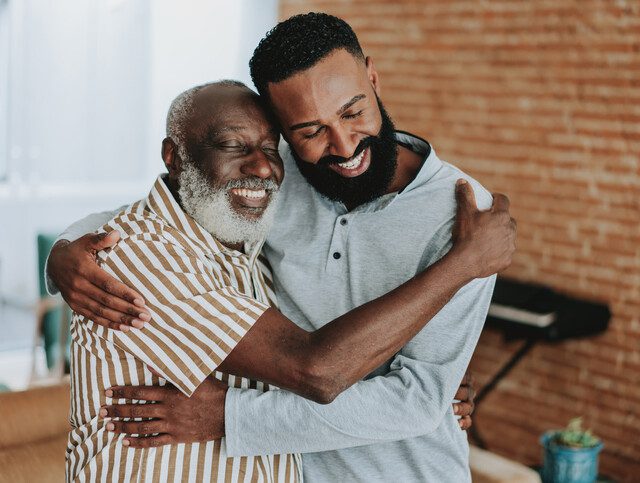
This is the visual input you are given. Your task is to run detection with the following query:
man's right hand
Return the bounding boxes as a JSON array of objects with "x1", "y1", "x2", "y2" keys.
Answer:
[
  {"x1": 102, "y1": 376, "x2": 228, "y2": 447},
  {"x1": 48, "y1": 232, "x2": 150, "y2": 330},
  {"x1": 451, "y1": 179, "x2": 517, "y2": 279}
]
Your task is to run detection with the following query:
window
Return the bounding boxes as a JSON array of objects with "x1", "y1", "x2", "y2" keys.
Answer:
[
  {"x1": 3, "y1": 0, "x2": 151, "y2": 184},
  {"x1": 0, "y1": 0, "x2": 279, "y2": 372},
  {"x1": 0, "y1": 0, "x2": 9, "y2": 181}
]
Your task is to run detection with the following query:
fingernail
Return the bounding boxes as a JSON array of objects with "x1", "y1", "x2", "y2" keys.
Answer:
[
  {"x1": 453, "y1": 403, "x2": 459, "y2": 413},
  {"x1": 121, "y1": 325, "x2": 130, "y2": 332},
  {"x1": 459, "y1": 420, "x2": 464, "y2": 428},
  {"x1": 139, "y1": 312, "x2": 151, "y2": 321},
  {"x1": 131, "y1": 319, "x2": 145, "y2": 329},
  {"x1": 456, "y1": 179, "x2": 467, "y2": 186},
  {"x1": 105, "y1": 389, "x2": 113, "y2": 397},
  {"x1": 106, "y1": 422, "x2": 114, "y2": 431},
  {"x1": 134, "y1": 299, "x2": 145, "y2": 307},
  {"x1": 99, "y1": 408, "x2": 107, "y2": 417},
  {"x1": 123, "y1": 439, "x2": 130, "y2": 447}
]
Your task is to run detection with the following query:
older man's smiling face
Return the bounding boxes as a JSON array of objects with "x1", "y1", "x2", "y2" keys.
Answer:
[{"x1": 167, "y1": 84, "x2": 284, "y2": 246}]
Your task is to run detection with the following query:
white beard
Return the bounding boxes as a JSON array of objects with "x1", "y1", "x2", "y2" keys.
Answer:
[{"x1": 177, "y1": 161, "x2": 279, "y2": 247}]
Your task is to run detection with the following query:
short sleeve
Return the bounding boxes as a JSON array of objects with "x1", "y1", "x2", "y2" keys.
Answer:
[{"x1": 100, "y1": 235, "x2": 267, "y2": 396}]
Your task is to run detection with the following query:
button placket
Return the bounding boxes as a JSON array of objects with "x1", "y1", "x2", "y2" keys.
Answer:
[{"x1": 326, "y1": 215, "x2": 350, "y2": 272}]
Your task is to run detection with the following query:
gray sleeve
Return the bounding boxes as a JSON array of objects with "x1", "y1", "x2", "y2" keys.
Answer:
[
  {"x1": 224, "y1": 275, "x2": 496, "y2": 457},
  {"x1": 45, "y1": 207, "x2": 125, "y2": 295}
]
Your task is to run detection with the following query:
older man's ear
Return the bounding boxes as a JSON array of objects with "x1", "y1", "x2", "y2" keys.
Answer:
[{"x1": 162, "y1": 137, "x2": 181, "y2": 177}]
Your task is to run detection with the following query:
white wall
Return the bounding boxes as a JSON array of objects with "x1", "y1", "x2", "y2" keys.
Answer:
[
  {"x1": 0, "y1": 0, "x2": 279, "y2": 349},
  {"x1": 145, "y1": 0, "x2": 278, "y2": 176}
]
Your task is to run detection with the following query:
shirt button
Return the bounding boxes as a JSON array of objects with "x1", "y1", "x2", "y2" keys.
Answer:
[
  {"x1": 340, "y1": 218, "x2": 347, "y2": 226},
  {"x1": 333, "y1": 252, "x2": 341, "y2": 260}
]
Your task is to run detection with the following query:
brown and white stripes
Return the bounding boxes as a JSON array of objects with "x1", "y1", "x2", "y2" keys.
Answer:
[{"x1": 66, "y1": 176, "x2": 301, "y2": 482}]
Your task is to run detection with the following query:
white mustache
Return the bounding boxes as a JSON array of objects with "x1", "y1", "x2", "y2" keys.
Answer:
[{"x1": 224, "y1": 177, "x2": 279, "y2": 191}]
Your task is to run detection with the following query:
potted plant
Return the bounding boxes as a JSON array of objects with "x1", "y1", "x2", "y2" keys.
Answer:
[{"x1": 540, "y1": 417, "x2": 603, "y2": 483}]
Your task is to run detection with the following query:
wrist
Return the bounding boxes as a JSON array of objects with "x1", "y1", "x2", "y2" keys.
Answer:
[
  {"x1": 441, "y1": 245, "x2": 479, "y2": 285},
  {"x1": 53, "y1": 239, "x2": 70, "y2": 249},
  {"x1": 48, "y1": 239, "x2": 70, "y2": 276}
]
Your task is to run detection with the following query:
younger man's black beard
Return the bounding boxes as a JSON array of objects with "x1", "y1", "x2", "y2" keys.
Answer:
[{"x1": 292, "y1": 98, "x2": 398, "y2": 209}]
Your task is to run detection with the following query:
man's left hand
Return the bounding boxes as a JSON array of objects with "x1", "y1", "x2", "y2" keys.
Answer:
[
  {"x1": 102, "y1": 377, "x2": 228, "y2": 448},
  {"x1": 454, "y1": 372, "x2": 475, "y2": 430}
]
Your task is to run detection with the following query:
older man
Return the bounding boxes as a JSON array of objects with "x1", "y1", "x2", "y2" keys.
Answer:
[
  {"x1": 61, "y1": 78, "x2": 513, "y2": 483},
  {"x1": 50, "y1": 13, "x2": 517, "y2": 483}
]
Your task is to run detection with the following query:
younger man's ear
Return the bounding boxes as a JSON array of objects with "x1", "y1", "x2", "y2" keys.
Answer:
[
  {"x1": 365, "y1": 56, "x2": 381, "y2": 96},
  {"x1": 162, "y1": 138, "x2": 181, "y2": 177}
]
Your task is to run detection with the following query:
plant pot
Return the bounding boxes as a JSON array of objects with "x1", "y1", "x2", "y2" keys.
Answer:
[{"x1": 540, "y1": 431, "x2": 604, "y2": 483}]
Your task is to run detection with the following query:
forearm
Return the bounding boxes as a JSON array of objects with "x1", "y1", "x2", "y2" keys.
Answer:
[
  {"x1": 218, "y1": 250, "x2": 471, "y2": 403},
  {"x1": 302, "y1": 249, "x2": 471, "y2": 401},
  {"x1": 219, "y1": 249, "x2": 473, "y2": 403},
  {"x1": 224, "y1": 276, "x2": 495, "y2": 456},
  {"x1": 225, "y1": 358, "x2": 455, "y2": 456}
]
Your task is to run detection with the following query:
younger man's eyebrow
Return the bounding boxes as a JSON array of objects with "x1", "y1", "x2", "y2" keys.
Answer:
[
  {"x1": 289, "y1": 94, "x2": 367, "y2": 131},
  {"x1": 289, "y1": 120, "x2": 322, "y2": 131},
  {"x1": 337, "y1": 94, "x2": 366, "y2": 115}
]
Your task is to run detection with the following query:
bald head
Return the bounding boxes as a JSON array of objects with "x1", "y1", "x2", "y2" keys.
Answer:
[
  {"x1": 165, "y1": 80, "x2": 258, "y2": 152},
  {"x1": 162, "y1": 79, "x2": 280, "y2": 176}
]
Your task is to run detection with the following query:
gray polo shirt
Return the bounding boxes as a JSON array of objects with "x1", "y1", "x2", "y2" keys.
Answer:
[
  {"x1": 225, "y1": 132, "x2": 495, "y2": 482},
  {"x1": 53, "y1": 132, "x2": 495, "y2": 482}
]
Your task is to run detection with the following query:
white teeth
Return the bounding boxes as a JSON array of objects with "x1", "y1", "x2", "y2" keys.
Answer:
[
  {"x1": 231, "y1": 188, "x2": 267, "y2": 199},
  {"x1": 337, "y1": 149, "x2": 365, "y2": 170}
]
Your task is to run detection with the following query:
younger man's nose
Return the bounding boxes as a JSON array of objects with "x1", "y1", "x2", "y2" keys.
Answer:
[{"x1": 328, "y1": 128, "x2": 358, "y2": 159}]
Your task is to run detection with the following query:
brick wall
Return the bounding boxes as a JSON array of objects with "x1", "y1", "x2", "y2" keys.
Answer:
[{"x1": 280, "y1": 1, "x2": 640, "y2": 481}]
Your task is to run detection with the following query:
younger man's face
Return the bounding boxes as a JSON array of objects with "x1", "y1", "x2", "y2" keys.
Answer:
[{"x1": 267, "y1": 49, "x2": 398, "y2": 208}]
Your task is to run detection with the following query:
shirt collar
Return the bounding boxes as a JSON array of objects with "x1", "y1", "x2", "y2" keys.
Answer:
[
  {"x1": 340, "y1": 131, "x2": 443, "y2": 213},
  {"x1": 393, "y1": 131, "x2": 443, "y2": 195},
  {"x1": 145, "y1": 175, "x2": 264, "y2": 260}
]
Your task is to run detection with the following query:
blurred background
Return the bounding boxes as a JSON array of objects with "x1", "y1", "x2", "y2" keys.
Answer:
[
  {"x1": 0, "y1": 0, "x2": 638, "y2": 481},
  {"x1": 0, "y1": 0, "x2": 277, "y2": 380}
]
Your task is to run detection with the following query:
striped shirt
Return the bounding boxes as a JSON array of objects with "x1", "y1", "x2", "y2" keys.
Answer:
[{"x1": 66, "y1": 176, "x2": 301, "y2": 482}]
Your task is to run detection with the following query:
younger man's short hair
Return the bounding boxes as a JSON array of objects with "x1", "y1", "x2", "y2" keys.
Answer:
[{"x1": 250, "y1": 12, "x2": 365, "y2": 100}]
